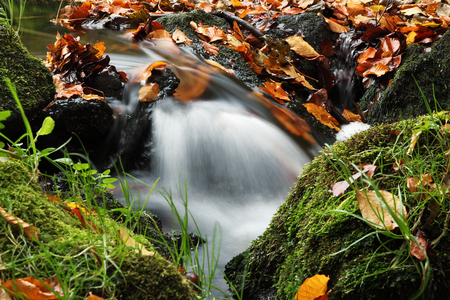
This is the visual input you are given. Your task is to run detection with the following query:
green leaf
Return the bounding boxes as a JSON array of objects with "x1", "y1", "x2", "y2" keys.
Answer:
[
  {"x1": 105, "y1": 184, "x2": 116, "y2": 189},
  {"x1": 87, "y1": 170, "x2": 97, "y2": 176},
  {"x1": 0, "y1": 111, "x2": 11, "y2": 122},
  {"x1": 73, "y1": 163, "x2": 90, "y2": 171},
  {"x1": 0, "y1": 141, "x2": 4, "y2": 149},
  {"x1": 102, "y1": 169, "x2": 111, "y2": 175},
  {"x1": 37, "y1": 117, "x2": 55, "y2": 136},
  {"x1": 40, "y1": 148, "x2": 56, "y2": 156},
  {"x1": 54, "y1": 158, "x2": 74, "y2": 165},
  {"x1": 103, "y1": 178, "x2": 117, "y2": 184}
]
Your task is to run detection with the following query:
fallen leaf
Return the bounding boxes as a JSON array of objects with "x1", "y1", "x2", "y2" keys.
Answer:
[
  {"x1": 342, "y1": 109, "x2": 362, "y2": 122},
  {"x1": 286, "y1": 36, "x2": 320, "y2": 58},
  {"x1": 202, "y1": 41, "x2": 220, "y2": 56},
  {"x1": 118, "y1": 227, "x2": 154, "y2": 256},
  {"x1": 303, "y1": 103, "x2": 340, "y2": 131},
  {"x1": 0, "y1": 285, "x2": 12, "y2": 300},
  {"x1": 172, "y1": 29, "x2": 192, "y2": 45},
  {"x1": 139, "y1": 83, "x2": 160, "y2": 102},
  {"x1": 86, "y1": 293, "x2": 105, "y2": 300},
  {"x1": 323, "y1": 16, "x2": 349, "y2": 33},
  {"x1": 407, "y1": 131, "x2": 421, "y2": 155},
  {"x1": 410, "y1": 229, "x2": 427, "y2": 260},
  {"x1": 259, "y1": 81, "x2": 290, "y2": 103},
  {"x1": 330, "y1": 164, "x2": 377, "y2": 197},
  {"x1": 2, "y1": 276, "x2": 63, "y2": 300},
  {"x1": 294, "y1": 274, "x2": 329, "y2": 300},
  {"x1": 356, "y1": 190, "x2": 408, "y2": 231},
  {"x1": 0, "y1": 206, "x2": 38, "y2": 240},
  {"x1": 270, "y1": 106, "x2": 317, "y2": 143},
  {"x1": 147, "y1": 29, "x2": 172, "y2": 40}
]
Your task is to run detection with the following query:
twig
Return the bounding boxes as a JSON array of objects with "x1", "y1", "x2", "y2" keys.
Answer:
[
  {"x1": 430, "y1": 207, "x2": 450, "y2": 247},
  {"x1": 210, "y1": 10, "x2": 263, "y2": 39}
]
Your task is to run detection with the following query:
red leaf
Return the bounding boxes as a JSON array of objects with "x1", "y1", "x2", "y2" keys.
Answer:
[{"x1": 410, "y1": 229, "x2": 427, "y2": 261}]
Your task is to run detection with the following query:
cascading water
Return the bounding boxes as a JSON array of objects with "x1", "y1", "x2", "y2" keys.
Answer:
[{"x1": 112, "y1": 43, "x2": 321, "y2": 296}]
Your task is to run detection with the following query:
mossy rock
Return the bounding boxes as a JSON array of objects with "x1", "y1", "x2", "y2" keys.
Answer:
[
  {"x1": 115, "y1": 254, "x2": 196, "y2": 300},
  {"x1": 0, "y1": 160, "x2": 196, "y2": 299},
  {"x1": 360, "y1": 29, "x2": 450, "y2": 124},
  {"x1": 225, "y1": 113, "x2": 450, "y2": 299},
  {"x1": 0, "y1": 25, "x2": 55, "y2": 131}
]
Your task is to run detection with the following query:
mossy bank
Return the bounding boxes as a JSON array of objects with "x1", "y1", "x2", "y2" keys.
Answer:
[
  {"x1": 225, "y1": 113, "x2": 450, "y2": 299},
  {"x1": 0, "y1": 160, "x2": 196, "y2": 299}
]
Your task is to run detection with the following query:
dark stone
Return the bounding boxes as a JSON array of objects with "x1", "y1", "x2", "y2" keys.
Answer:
[
  {"x1": 360, "y1": 30, "x2": 450, "y2": 124},
  {"x1": 89, "y1": 65, "x2": 126, "y2": 99}
]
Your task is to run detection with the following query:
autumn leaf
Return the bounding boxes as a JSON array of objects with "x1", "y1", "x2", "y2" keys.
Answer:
[
  {"x1": 342, "y1": 109, "x2": 362, "y2": 122},
  {"x1": 205, "y1": 59, "x2": 234, "y2": 75},
  {"x1": 86, "y1": 293, "x2": 105, "y2": 300},
  {"x1": 2, "y1": 276, "x2": 63, "y2": 300},
  {"x1": 140, "y1": 61, "x2": 168, "y2": 81},
  {"x1": 270, "y1": 106, "x2": 317, "y2": 144},
  {"x1": 294, "y1": 274, "x2": 330, "y2": 300},
  {"x1": 147, "y1": 29, "x2": 172, "y2": 40},
  {"x1": 172, "y1": 29, "x2": 192, "y2": 45},
  {"x1": 0, "y1": 206, "x2": 38, "y2": 240},
  {"x1": 286, "y1": 36, "x2": 320, "y2": 58},
  {"x1": 407, "y1": 131, "x2": 421, "y2": 155},
  {"x1": 330, "y1": 164, "x2": 377, "y2": 197},
  {"x1": 410, "y1": 229, "x2": 427, "y2": 261},
  {"x1": 259, "y1": 81, "x2": 290, "y2": 103},
  {"x1": 118, "y1": 227, "x2": 154, "y2": 256},
  {"x1": 172, "y1": 64, "x2": 211, "y2": 102},
  {"x1": 356, "y1": 190, "x2": 408, "y2": 231},
  {"x1": 202, "y1": 41, "x2": 219, "y2": 56},
  {"x1": 93, "y1": 42, "x2": 106, "y2": 58},
  {"x1": 139, "y1": 83, "x2": 160, "y2": 102},
  {"x1": 303, "y1": 103, "x2": 340, "y2": 131},
  {"x1": 190, "y1": 21, "x2": 227, "y2": 43},
  {"x1": 323, "y1": 16, "x2": 349, "y2": 33}
]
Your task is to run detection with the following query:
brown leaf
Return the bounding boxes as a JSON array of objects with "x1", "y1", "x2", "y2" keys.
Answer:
[
  {"x1": 139, "y1": 83, "x2": 160, "y2": 102},
  {"x1": 86, "y1": 293, "x2": 105, "y2": 300},
  {"x1": 323, "y1": 16, "x2": 349, "y2": 33},
  {"x1": 202, "y1": 41, "x2": 219, "y2": 56},
  {"x1": 303, "y1": 103, "x2": 340, "y2": 131},
  {"x1": 0, "y1": 284, "x2": 12, "y2": 300},
  {"x1": 410, "y1": 229, "x2": 427, "y2": 261},
  {"x1": 2, "y1": 276, "x2": 63, "y2": 300},
  {"x1": 356, "y1": 190, "x2": 408, "y2": 231},
  {"x1": 190, "y1": 21, "x2": 227, "y2": 43},
  {"x1": 172, "y1": 29, "x2": 192, "y2": 45},
  {"x1": 147, "y1": 29, "x2": 172, "y2": 40},
  {"x1": 0, "y1": 206, "x2": 38, "y2": 240},
  {"x1": 173, "y1": 64, "x2": 211, "y2": 102},
  {"x1": 270, "y1": 106, "x2": 317, "y2": 144},
  {"x1": 342, "y1": 109, "x2": 362, "y2": 122},
  {"x1": 259, "y1": 81, "x2": 290, "y2": 103}
]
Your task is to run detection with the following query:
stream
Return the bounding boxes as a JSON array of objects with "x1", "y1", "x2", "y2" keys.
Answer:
[{"x1": 21, "y1": 3, "x2": 320, "y2": 297}]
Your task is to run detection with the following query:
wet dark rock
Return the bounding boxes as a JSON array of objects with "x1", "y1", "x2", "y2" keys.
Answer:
[
  {"x1": 89, "y1": 65, "x2": 126, "y2": 99},
  {"x1": 360, "y1": 29, "x2": 450, "y2": 124},
  {"x1": 33, "y1": 97, "x2": 114, "y2": 162},
  {"x1": 0, "y1": 24, "x2": 55, "y2": 138}
]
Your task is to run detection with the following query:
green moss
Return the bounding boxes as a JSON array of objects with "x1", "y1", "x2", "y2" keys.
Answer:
[
  {"x1": 226, "y1": 113, "x2": 450, "y2": 299},
  {"x1": 115, "y1": 254, "x2": 196, "y2": 300},
  {"x1": 0, "y1": 25, "x2": 55, "y2": 124}
]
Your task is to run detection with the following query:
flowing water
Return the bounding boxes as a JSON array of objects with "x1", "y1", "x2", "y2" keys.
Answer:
[{"x1": 21, "y1": 5, "x2": 320, "y2": 297}]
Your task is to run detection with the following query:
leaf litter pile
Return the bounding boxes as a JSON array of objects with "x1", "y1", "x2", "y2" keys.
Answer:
[{"x1": 48, "y1": 0, "x2": 450, "y2": 132}]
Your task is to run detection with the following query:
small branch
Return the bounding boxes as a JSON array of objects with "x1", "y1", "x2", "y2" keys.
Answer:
[
  {"x1": 210, "y1": 10, "x2": 264, "y2": 39},
  {"x1": 430, "y1": 207, "x2": 450, "y2": 247}
]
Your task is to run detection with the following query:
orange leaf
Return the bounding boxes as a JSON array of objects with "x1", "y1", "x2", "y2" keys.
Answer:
[
  {"x1": 190, "y1": 21, "x2": 227, "y2": 43},
  {"x1": 0, "y1": 206, "x2": 38, "y2": 240},
  {"x1": 147, "y1": 29, "x2": 172, "y2": 40},
  {"x1": 323, "y1": 16, "x2": 348, "y2": 33},
  {"x1": 259, "y1": 81, "x2": 290, "y2": 103},
  {"x1": 410, "y1": 229, "x2": 427, "y2": 261},
  {"x1": 357, "y1": 47, "x2": 377, "y2": 63},
  {"x1": 342, "y1": 109, "x2": 362, "y2": 122},
  {"x1": 295, "y1": 274, "x2": 329, "y2": 300},
  {"x1": 86, "y1": 293, "x2": 105, "y2": 300},
  {"x1": 93, "y1": 42, "x2": 105, "y2": 58},
  {"x1": 286, "y1": 36, "x2": 320, "y2": 58},
  {"x1": 202, "y1": 41, "x2": 219, "y2": 56},
  {"x1": 139, "y1": 83, "x2": 160, "y2": 102},
  {"x1": 230, "y1": 0, "x2": 243, "y2": 8},
  {"x1": 2, "y1": 276, "x2": 63, "y2": 300},
  {"x1": 140, "y1": 61, "x2": 168, "y2": 81},
  {"x1": 303, "y1": 103, "x2": 340, "y2": 131},
  {"x1": 200, "y1": 2, "x2": 212, "y2": 12},
  {"x1": 173, "y1": 64, "x2": 211, "y2": 102}
]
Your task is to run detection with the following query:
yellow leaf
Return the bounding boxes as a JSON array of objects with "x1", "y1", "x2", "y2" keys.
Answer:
[
  {"x1": 286, "y1": 36, "x2": 320, "y2": 58},
  {"x1": 342, "y1": 109, "x2": 362, "y2": 122},
  {"x1": 93, "y1": 42, "x2": 105, "y2": 58},
  {"x1": 406, "y1": 31, "x2": 417, "y2": 45},
  {"x1": 356, "y1": 190, "x2": 408, "y2": 231},
  {"x1": 118, "y1": 227, "x2": 154, "y2": 256},
  {"x1": 323, "y1": 17, "x2": 348, "y2": 33},
  {"x1": 295, "y1": 274, "x2": 329, "y2": 300}
]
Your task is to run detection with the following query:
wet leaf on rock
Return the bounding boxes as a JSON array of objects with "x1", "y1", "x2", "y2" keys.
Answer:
[
  {"x1": 172, "y1": 29, "x2": 192, "y2": 45},
  {"x1": 139, "y1": 83, "x2": 161, "y2": 102},
  {"x1": 303, "y1": 103, "x2": 340, "y2": 131},
  {"x1": 286, "y1": 36, "x2": 320, "y2": 58}
]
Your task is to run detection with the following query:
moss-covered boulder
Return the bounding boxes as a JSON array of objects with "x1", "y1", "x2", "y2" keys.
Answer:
[
  {"x1": 360, "y1": 29, "x2": 450, "y2": 124},
  {"x1": 225, "y1": 113, "x2": 450, "y2": 299},
  {"x1": 0, "y1": 160, "x2": 195, "y2": 299},
  {"x1": 0, "y1": 25, "x2": 55, "y2": 129}
]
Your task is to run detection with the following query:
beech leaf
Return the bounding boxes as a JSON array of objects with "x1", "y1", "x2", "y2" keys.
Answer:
[
  {"x1": 294, "y1": 274, "x2": 330, "y2": 300},
  {"x1": 286, "y1": 36, "x2": 320, "y2": 58},
  {"x1": 118, "y1": 227, "x2": 154, "y2": 256},
  {"x1": 0, "y1": 206, "x2": 38, "y2": 240},
  {"x1": 303, "y1": 103, "x2": 340, "y2": 131},
  {"x1": 2, "y1": 276, "x2": 63, "y2": 300},
  {"x1": 410, "y1": 229, "x2": 427, "y2": 261},
  {"x1": 356, "y1": 190, "x2": 408, "y2": 231},
  {"x1": 172, "y1": 29, "x2": 192, "y2": 45},
  {"x1": 139, "y1": 83, "x2": 160, "y2": 102},
  {"x1": 330, "y1": 164, "x2": 377, "y2": 197}
]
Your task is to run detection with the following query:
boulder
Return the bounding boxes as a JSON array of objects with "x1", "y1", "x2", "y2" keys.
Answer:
[
  {"x1": 360, "y1": 29, "x2": 450, "y2": 124},
  {"x1": 0, "y1": 24, "x2": 55, "y2": 136},
  {"x1": 225, "y1": 113, "x2": 450, "y2": 299}
]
